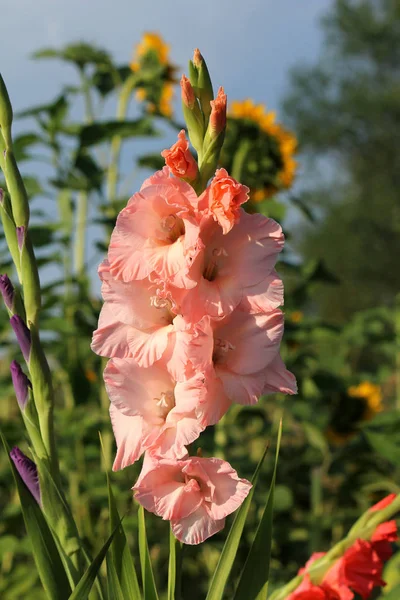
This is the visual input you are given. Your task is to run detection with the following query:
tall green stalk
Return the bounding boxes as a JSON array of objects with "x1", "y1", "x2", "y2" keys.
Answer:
[{"x1": 106, "y1": 73, "x2": 137, "y2": 205}]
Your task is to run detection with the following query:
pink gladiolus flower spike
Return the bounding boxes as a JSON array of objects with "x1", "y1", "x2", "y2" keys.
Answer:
[
  {"x1": 108, "y1": 167, "x2": 203, "y2": 289},
  {"x1": 134, "y1": 453, "x2": 252, "y2": 544}
]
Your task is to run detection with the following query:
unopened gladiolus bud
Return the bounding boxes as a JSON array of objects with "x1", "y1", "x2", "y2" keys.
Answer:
[
  {"x1": 0, "y1": 73, "x2": 13, "y2": 145},
  {"x1": 209, "y1": 87, "x2": 227, "y2": 136},
  {"x1": 180, "y1": 75, "x2": 196, "y2": 109},
  {"x1": 198, "y1": 88, "x2": 227, "y2": 190},
  {"x1": 191, "y1": 49, "x2": 214, "y2": 121},
  {"x1": 10, "y1": 360, "x2": 31, "y2": 411},
  {"x1": 161, "y1": 130, "x2": 199, "y2": 181},
  {"x1": 10, "y1": 447, "x2": 41, "y2": 505},
  {"x1": 10, "y1": 315, "x2": 31, "y2": 362},
  {"x1": 0, "y1": 274, "x2": 14, "y2": 310},
  {"x1": 180, "y1": 75, "x2": 205, "y2": 157},
  {"x1": 193, "y1": 48, "x2": 202, "y2": 69},
  {"x1": 16, "y1": 225, "x2": 25, "y2": 250}
]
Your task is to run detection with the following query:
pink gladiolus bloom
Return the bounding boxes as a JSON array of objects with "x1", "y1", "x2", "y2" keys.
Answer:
[
  {"x1": 108, "y1": 168, "x2": 202, "y2": 288},
  {"x1": 182, "y1": 309, "x2": 296, "y2": 425},
  {"x1": 133, "y1": 453, "x2": 252, "y2": 544},
  {"x1": 171, "y1": 210, "x2": 285, "y2": 321},
  {"x1": 202, "y1": 168, "x2": 249, "y2": 235},
  {"x1": 161, "y1": 130, "x2": 198, "y2": 181},
  {"x1": 91, "y1": 261, "x2": 187, "y2": 370},
  {"x1": 105, "y1": 358, "x2": 205, "y2": 467}
]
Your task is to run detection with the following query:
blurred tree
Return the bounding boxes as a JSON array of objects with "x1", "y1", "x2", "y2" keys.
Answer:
[{"x1": 284, "y1": 0, "x2": 400, "y2": 322}]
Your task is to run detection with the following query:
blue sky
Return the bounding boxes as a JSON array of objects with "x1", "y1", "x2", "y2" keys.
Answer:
[
  {"x1": 3, "y1": 0, "x2": 332, "y2": 115},
  {"x1": 1, "y1": 0, "x2": 333, "y2": 286}
]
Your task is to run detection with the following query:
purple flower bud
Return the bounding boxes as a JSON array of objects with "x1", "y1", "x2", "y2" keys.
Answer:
[
  {"x1": 16, "y1": 226, "x2": 26, "y2": 250},
  {"x1": 10, "y1": 447, "x2": 41, "y2": 505},
  {"x1": 10, "y1": 360, "x2": 31, "y2": 411},
  {"x1": 10, "y1": 315, "x2": 31, "y2": 361},
  {"x1": 0, "y1": 274, "x2": 14, "y2": 310}
]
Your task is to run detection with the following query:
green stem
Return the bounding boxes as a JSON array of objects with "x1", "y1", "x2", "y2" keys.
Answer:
[
  {"x1": 74, "y1": 190, "x2": 88, "y2": 278},
  {"x1": 168, "y1": 529, "x2": 182, "y2": 600},
  {"x1": 106, "y1": 73, "x2": 137, "y2": 205},
  {"x1": 395, "y1": 292, "x2": 400, "y2": 410},
  {"x1": 310, "y1": 466, "x2": 323, "y2": 553},
  {"x1": 230, "y1": 139, "x2": 251, "y2": 182}
]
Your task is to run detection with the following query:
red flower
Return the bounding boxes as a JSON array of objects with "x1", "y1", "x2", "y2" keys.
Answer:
[
  {"x1": 370, "y1": 493, "x2": 396, "y2": 513},
  {"x1": 371, "y1": 520, "x2": 398, "y2": 561},
  {"x1": 288, "y1": 576, "x2": 342, "y2": 600},
  {"x1": 340, "y1": 539, "x2": 385, "y2": 599}
]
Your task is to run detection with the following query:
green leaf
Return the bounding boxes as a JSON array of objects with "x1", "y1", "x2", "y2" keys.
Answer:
[
  {"x1": 0, "y1": 431, "x2": 71, "y2": 600},
  {"x1": 106, "y1": 553, "x2": 125, "y2": 600},
  {"x1": 233, "y1": 421, "x2": 283, "y2": 600},
  {"x1": 103, "y1": 450, "x2": 141, "y2": 600},
  {"x1": 79, "y1": 119, "x2": 159, "y2": 147},
  {"x1": 205, "y1": 443, "x2": 271, "y2": 600},
  {"x1": 138, "y1": 505, "x2": 159, "y2": 600},
  {"x1": 33, "y1": 44, "x2": 112, "y2": 69},
  {"x1": 379, "y1": 583, "x2": 400, "y2": 599},
  {"x1": 362, "y1": 411, "x2": 400, "y2": 466},
  {"x1": 168, "y1": 528, "x2": 182, "y2": 600},
  {"x1": 68, "y1": 525, "x2": 120, "y2": 600},
  {"x1": 92, "y1": 65, "x2": 131, "y2": 97}
]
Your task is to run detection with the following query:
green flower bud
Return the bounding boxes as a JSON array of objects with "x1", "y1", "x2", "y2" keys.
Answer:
[
  {"x1": 0, "y1": 73, "x2": 13, "y2": 146},
  {"x1": 180, "y1": 75, "x2": 205, "y2": 157},
  {"x1": 192, "y1": 49, "x2": 214, "y2": 122}
]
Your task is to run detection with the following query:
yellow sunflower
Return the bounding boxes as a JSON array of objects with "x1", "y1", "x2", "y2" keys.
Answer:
[
  {"x1": 130, "y1": 32, "x2": 170, "y2": 71},
  {"x1": 229, "y1": 99, "x2": 298, "y2": 199}
]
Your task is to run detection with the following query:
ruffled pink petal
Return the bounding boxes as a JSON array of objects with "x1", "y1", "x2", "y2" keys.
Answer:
[
  {"x1": 217, "y1": 309, "x2": 284, "y2": 375},
  {"x1": 214, "y1": 210, "x2": 284, "y2": 288},
  {"x1": 104, "y1": 358, "x2": 174, "y2": 420},
  {"x1": 153, "y1": 414, "x2": 204, "y2": 459},
  {"x1": 171, "y1": 505, "x2": 225, "y2": 545},
  {"x1": 127, "y1": 324, "x2": 174, "y2": 368},
  {"x1": 91, "y1": 317, "x2": 131, "y2": 358},
  {"x1": 263, "y1": 354, "x2": 297, "y2": 395},
  {"x1": 192, "y1": 369, "x2": 232, "y2": 427},
  {"x1": 239, "y1": 271, "x2": 284, "y2": 313},
  {"x1": 217, "y1": 366, "x2": 267, "y2": 405},
  {"x1": 109, "y1": 405, "x2": 144, "y2": 471},
  {"x1": 192, "y1": 457, "x2": 252, "y2": 520},
  {"x1": 108, "y1": 199, "x2": 158, "y2": 281},
  {"x1": 179, "y1": 274, "x2": 242, "y2": 321},
  {"x1": 133, "y1": 458, "x2": 202, "y2": 520}
]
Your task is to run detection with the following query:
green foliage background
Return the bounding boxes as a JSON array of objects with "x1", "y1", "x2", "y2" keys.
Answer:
[{"x1": 0, "y1": 1, "x2": 399, "y2": 598}]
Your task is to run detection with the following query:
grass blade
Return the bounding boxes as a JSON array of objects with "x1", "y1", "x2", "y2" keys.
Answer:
[
  {"x1": 69, "y1": 524, "x2": 120, "y2": 600},
  {"x1": 138, "y1": 505, "x2": 159, "y2": 600},
  {"x1": 168, "y1": 528, "x2": 182, "y2": 600},
  {"x1": 233, "y1": 420, "x2": 283, "y2": 600},
  {"x1": 101, "y1": 435, "x2": 141, "y2": 600},
  {"x1": 205, "y1": 443, "x2": 270, "y2": 600},
  {"x1": 0, "y1": 431, "x2": 71, "y2": 600},
  {"x1": 106, "y1": 553, "x2": 125, "y2": 600}
]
